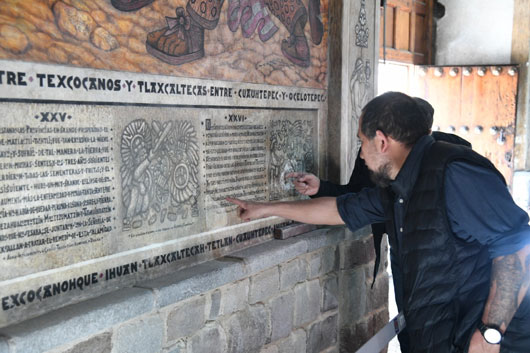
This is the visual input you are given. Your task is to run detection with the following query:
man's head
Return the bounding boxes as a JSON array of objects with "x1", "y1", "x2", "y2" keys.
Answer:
[
  {"x1": 360, "y1": 92, "x2": 432, "y2": 147},
  {"x1": 413, "y1": 97, "x2": 434, "y2": 130},
  {"x1": 358, "y1": 92, "x2": 432, "y2": 187}
]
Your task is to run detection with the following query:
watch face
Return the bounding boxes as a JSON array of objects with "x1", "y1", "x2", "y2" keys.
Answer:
[{"x1": 484, "y1": 328, "x2": 502, "y2": 344}]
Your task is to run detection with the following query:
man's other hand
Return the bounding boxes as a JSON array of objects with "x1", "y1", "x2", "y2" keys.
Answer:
[
  {"x1": 285, "y1": 172, "x2": 320, "y2": 196},
  {"x1": 226, "y1": 197, "x2": 268, "y2": 222}
]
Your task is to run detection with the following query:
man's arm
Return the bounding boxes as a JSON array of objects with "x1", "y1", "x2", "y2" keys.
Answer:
[
  {"x1": 445, "y1": 162, "x2": 530, "y2": 352},
  {"x1": 485, "y1": 244, "x2": 530, "y2": 330},
  {"x1": 226, "y1": 197, "x2": 345, "y2": 225},
  {"x1": 469, "y1": 244, "x2": 530, "y2": 352}
]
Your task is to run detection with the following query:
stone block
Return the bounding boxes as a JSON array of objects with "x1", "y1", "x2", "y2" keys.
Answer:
[
  {"x1": 374, "y1": 308, "x2": 389, "y2": 334},
  {"x1": 219, "y1": 279, "x2": 249, "y2": 316},
  {"x1": 321, "y1": 246, "x2": 339, "y2": 275},
  {"x1": 306, "y1": 252, "x2": 321, "y2": 279},
  {"x1": 366, "y1": 275, "x2": 389, "y2": 313},
  {"x1": 277, "y1": 329, "x2": 306, "y2": 353},
  {"x1": 339, "y1": 309, "x2": 388, "y2": 353},
  {"x1": 164, "y1": 340, "x2": 186, "y2": 353},
  {"x1": 140, "y1": 258, "x2": 247, "y2": 308},
  {"x1": 166, "y1": 295, "x2": 207, "y2": 341},
  {"x1": 0, "y1": 337, "x2": 8, "y2": 353},
  {"x1": 293, "y1": 280, "x2": 321, "y2": 327},
  {"x1": 339, "y1": 268, "x2": 367, "y2": 324},
  {"x1": 303, "y1": 227, "x2": 345, "y2": 253},
  {"x1": 322, "y1": 274, "x2": 339, "y2": 312},
  {"x1": 229, "y1": 238, "x2": 308, "y2": 275},
  {"x1": 47, "y1": 332, "x2": 112, "y2": 353},
  {"x1": 209, "y1": 290, "x2": 221, "y2": 320},
  {"x1": 0, "y1": 288, "x2": 154, "y2": 353},
  {"x1": 270, "y1": 292, "x2": 294, "y2": 341},
  {"x1": 279, "y1": 258, "x2": 307, "y2": 291},
  {"x1": 260, "y1": 345, "x2": 279, "y2": 353},
  {"x1": 113, "y1": 314, "x2": 164, "y2": 353},
  {"x1": 188, "y1": 323, "x2": 227, "y2": 353},
  {"x1": 345, "y1": 226, "x2": 373, "y2": 242},
  {"x1": 340, "y1": 235, "x2": 375, "y2": 270},
  {"x1": 249, "y1": 267, "x2": 279, "y2": 304},
  {"x1": 307, "y1": 314, "x2": 338, "y2": 353},
  {"x1": 223, "y1": 305, "x2": 270, "y2": 353}
]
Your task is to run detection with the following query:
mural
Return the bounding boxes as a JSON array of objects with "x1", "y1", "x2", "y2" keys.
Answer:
[
  {"x1": 0, "y1": 0, "x2": 328, "y2": 88},
  {"x1": 269, "y1": 119, "x2": 314, "y2": 201},
  {"x1": 120, "y1": 119, "x2": 200, "y2": 230}
]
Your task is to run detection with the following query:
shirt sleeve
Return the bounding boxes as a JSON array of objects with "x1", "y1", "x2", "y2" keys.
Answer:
[
  {"x1": 336, "y1": 187, "x2": 386, "y2": 232},
  {"x1": 445, "y1": 161, "x2": 530, "y2": 258}
]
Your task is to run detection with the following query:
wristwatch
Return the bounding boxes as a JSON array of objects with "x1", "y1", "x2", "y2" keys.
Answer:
[{"x1": 478, "y1": 321, "x2": 503, "y2": 344}]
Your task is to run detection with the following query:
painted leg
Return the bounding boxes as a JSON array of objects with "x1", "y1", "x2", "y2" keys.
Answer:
[
  {"x1": 308, "y1": 0, "x2": 323, "y2": 45},
  {"x1": 265, "y1": 0, "x2": 310, "y2": 67}
]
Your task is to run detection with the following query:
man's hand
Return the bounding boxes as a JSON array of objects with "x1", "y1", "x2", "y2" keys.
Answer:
[
  {"x1": 468, "y1": 329, "x2": 500, "y2": 353},
  {"x1": 226, "y1": 197, "x2": 269, "y2": 222},
  {"x1": 285, "y1": 172, "x2": 320, "y2": 196}
]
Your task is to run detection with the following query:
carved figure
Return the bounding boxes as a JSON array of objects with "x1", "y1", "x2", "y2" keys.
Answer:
[
  {"x1": 269, "y1": 120, "x2": 314, "y2": 200},
  {"x1": 120, "y1": 119, "x2": 200, "y2": 230},
  {"x1": 355, "y1": 0, "x2": 369, "y2": 48}
]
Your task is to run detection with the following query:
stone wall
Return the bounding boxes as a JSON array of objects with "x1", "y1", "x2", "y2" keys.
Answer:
[{"x1": 0, "y1": 226, "x2": 388, "y2": 353}]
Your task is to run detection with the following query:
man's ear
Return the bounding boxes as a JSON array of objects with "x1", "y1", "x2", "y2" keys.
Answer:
[{"x1": 375, "y1": 130, "x2": 390, "y2": 153}]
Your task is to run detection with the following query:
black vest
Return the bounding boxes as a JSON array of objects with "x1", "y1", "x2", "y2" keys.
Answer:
[{"x1": 381, "y1": 141, "x2": 505, "y2": 353}]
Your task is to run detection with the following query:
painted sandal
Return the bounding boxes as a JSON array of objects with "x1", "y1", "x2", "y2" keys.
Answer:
[
  {"x1": 110, "y1": 0, "x2": 154, "y2": 12},
  {"x1": 146, "y1": 7, "x2": 205, "y2": 65},
  {"x1": 281, "y1": 34, "x2": 310, "y2": 67}
]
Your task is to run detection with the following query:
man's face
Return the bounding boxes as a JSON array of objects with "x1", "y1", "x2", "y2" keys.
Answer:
[{"x1": 358, "y1": 121, "x2": 393, "y2": 187}]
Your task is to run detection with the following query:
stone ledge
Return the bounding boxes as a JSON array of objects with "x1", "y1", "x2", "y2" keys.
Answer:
[
  {"x1": 303, "y1": 226, "x2": 346, "y2": 252},
  {"x1": 0, "y1": 225, "x2": 356, "y2": 352},
  {"x1": 139, "y1": 226, "x2": 350, "y2": 309},
  {"x1": 139, "y1": 258, "x2": 247, "y2": 309},
  {"x1": 0, "y1": 288, "x2": 155, "y2": 353}
]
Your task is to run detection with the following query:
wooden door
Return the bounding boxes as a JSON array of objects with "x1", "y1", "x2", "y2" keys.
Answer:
[{"x1": 411, "y1": 65, "x2": 519, "y2": 185}]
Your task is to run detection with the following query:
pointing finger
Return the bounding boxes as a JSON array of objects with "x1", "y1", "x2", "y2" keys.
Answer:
[{"x1": 226, "y1": 197, "x2": 245, "y2": 208}]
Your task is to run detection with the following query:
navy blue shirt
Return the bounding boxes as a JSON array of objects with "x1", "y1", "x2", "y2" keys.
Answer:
[{"x1": 336, "y1": 135, "x2": 530, "y2": 259}]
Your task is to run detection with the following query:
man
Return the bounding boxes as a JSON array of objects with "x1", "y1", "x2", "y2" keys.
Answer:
[
  {"x1": 227, "y1": 92, "x2": 530, "y2": 353},
  {"x1": 285, "y1": 97, "x2": 473, "y2": 352}
]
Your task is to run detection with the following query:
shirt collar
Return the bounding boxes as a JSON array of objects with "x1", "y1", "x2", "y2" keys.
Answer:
[{"x1": 390, "y1": 134, "x2": 434, "y2": 199}]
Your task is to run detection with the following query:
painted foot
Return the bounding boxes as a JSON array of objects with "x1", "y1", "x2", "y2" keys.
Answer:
[
  {"x1": 146, "y1": 7, "x2": 205, "y2": 65},
  {"x1": 281, "y1": 34, "x2": 310, "y2": 67}
]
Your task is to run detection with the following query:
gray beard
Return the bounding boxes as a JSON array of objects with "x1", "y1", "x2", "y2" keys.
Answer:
[{"x1": 369, "y1": 162, "x2": 392, "y2": 188}]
